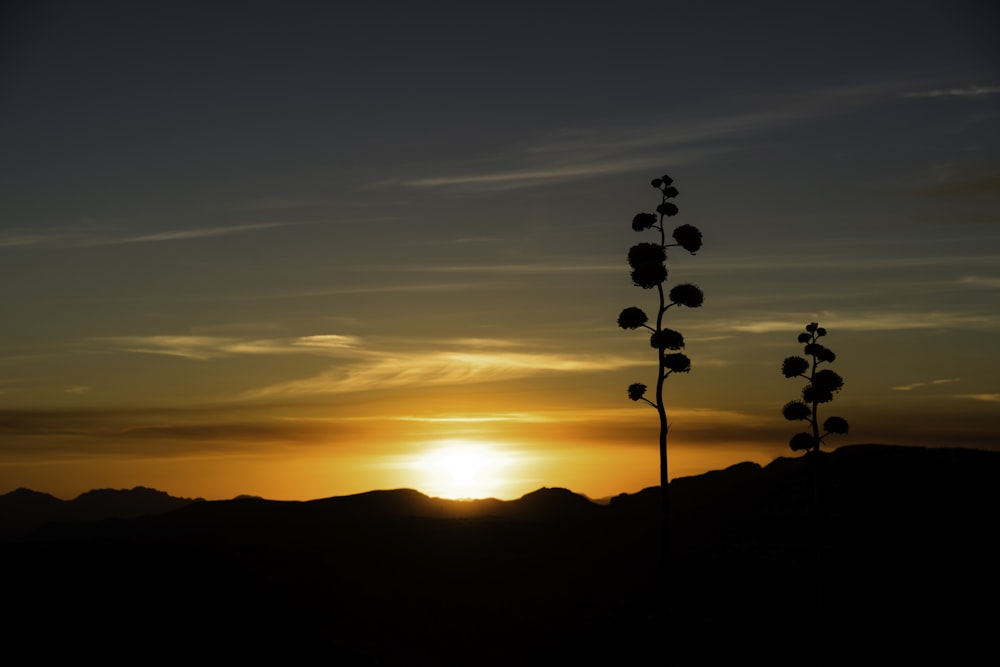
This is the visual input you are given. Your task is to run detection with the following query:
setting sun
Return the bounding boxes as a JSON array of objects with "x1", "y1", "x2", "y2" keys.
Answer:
[{"x1": 413, "y1": 440, "x2": 515, "y2": 499}]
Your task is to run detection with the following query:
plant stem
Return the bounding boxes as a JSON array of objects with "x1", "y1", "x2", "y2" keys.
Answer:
[{"x1": 655, "y1": 202, "x2": 670, "y2": 615}]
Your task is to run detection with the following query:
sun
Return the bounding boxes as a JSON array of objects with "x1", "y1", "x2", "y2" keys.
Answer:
[{"x1": 415, "y1": 440, "x2": 513, "y2": 500}]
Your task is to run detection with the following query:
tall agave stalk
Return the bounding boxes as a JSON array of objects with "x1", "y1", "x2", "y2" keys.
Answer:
[{"x1": 617, "y1": 174, "x2": 703, "y2": 613}]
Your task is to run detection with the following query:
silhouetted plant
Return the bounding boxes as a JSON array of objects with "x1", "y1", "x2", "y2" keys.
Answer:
[
  {"x1": 781, "y1": 323, "x2": 849, "y2": 612},
  {"x1": 781, "y1": 323, "x2": 849, "y2": 452},
  {"x1": 617, "y1": 174, "x2": 703, "y2": 613}
]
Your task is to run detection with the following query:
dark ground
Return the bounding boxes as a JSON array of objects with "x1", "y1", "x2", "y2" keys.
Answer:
[{"x1": 2, "y1": 444, "x2": 997, "y2": 665}]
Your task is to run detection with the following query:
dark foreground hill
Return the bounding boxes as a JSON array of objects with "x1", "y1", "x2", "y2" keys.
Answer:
[{"x1": 2, "y1": 444, "x2": 998, "y2": 665}]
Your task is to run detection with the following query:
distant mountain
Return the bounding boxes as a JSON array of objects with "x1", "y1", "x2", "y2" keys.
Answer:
[
  {"x1": 0, "y1": 485, "x2": 203, "y2": 539},
  {"x1": 2, "y1": 444, "x2": 998, "y2": 664},
  {"x1": 4, "y1": 444, "x2": 999, "y2": 535}
]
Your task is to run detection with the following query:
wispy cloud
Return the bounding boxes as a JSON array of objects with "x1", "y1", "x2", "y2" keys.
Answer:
[
  {"x1": 694, "y1": 252, "x2": 1000, "y2": 273},
  {"x1": 892, "y1": 378, "x2": 962, "y2": 391},
  {"x1": 391, "y1": 413, "x2": 547, "y2": 424},
  {"x1": 727, "y1": 311, "x2": 998, "y2": 334},
  {"x1": 402, "y1": 159, "x2": 660, "y2": 190},
  {"x1": 0, "y1": 407, "x2": 350, "y2": 458},
  {"x1": 2, "y1": 220, "x2": 316, "y2": 249},
  {"x1": 394, "y1": 118, "x2": 761, "y2": 193},
  {"x1": 91, "y1": 221, "x2": 299, "y2": 245},
  {"x1": 404, "y1": 263, "x2": 622, "y2": 274},
  {"x1": 392, "y1": 81, "x2": 945, "y2": 194},
  {"x1": 956, "y1": 393, "x2": 1000, "y2": 403},
  {"x1": 0, "y1": 233, "x2": 59, "y2": 248},
  {"x1": 958, "y1": 275, "x2": 1000, "y2": 289},
  {"x1": 903, "y1": 85, "x2": 1000, "y2": 98},
  {"x1": 240, "y1": 349, "x2": 643, "y2": 399},
  {"x1": 94, "y1": 334, "x2": 360, "y2": 361},
  {"x1": 90, "y1": 333, "x2": 635, "y2": 399}
]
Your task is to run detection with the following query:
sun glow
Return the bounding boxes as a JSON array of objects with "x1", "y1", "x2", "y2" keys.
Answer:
[{"x1": 414, "y1": 440, "x2": 515, "y2": 500}]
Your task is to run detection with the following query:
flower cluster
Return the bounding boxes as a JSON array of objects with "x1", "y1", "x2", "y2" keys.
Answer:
[
  {"x1": 618, "y1": 174, "x2": 704, "y2": 407},
  {"x1": 781, "y1": 322, "x2": 849, "y2": 453}
]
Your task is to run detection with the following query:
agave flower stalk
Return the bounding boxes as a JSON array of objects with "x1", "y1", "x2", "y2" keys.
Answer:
[
  {"x1": 780, "y1": 323, "x2": 849, "y2": 597},
  {"x1": 781, "y1": 322, "x2": 849, "y2": 453},
  {"x1": 617, "y1": 174, "x2": 704, "y2": 611}
]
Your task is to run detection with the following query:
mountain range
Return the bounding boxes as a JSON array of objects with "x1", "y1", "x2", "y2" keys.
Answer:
[{"x1": 2, "y1": 443, "x2": 997, "y2": 665}]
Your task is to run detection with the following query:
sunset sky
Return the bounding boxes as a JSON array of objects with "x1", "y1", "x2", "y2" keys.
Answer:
[{"x1": 2, "y1": 1, "x2": 998, "y2": 501}]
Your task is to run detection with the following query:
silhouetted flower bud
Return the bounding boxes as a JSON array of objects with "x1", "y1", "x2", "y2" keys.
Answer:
[
  {"x1": 804, "y1": 343, "x2": 836, "y2": 363},
  {"x1": 660, "y1": 174, "x2": 673, "y2": 186},
  {"x1": 656, "y1": 202, "x2": 679, "y2": 217},
  {"x1": 804, "y1": 343, "x2": 836, "y2": 362},
  {"x1": 802, "y1": 384, "x2": 834, "y2": 404},
  {"x1": 805, "y1": 323, "x2": 818, "y2": 333},
  {"x1": 782, "y1": 400, "x2": 811, "y2": 421},
  {"x1": 631, "y1": 264, "x2": 667, "y2": 289},
  {"x1": 628, "y1": 383, "x2": 647, "y2": 401},
  {"x1": 797, "y1": 333, "x2": 811, "y2": 344},
  {"x1": 651, "y1": 178, "x2": 663, "y2": 188},
  {"x1": 813, "y1": 369, "x2": 844, "y2": 393},
  {"x1": 617, "y1": 306, "x2": 649, "y2": 330},
  {"x1": 816, "y1": 327, "x2": 827, "y2": 337},
  {"x1": 663, "y1": 353, "x2": 691, "y2": 373},
  {"x1": 669, "y1": 283, "x2": 704, "y2": 307},
  {"x1": 789, "y1": 432, "x2": 816, "y2": 452},
  {"x1": 650, "y1": 328, "x2": 685, "y2": 350},
  {"x1": 662, "y1": 186, "x2": 679, "y2": 199},
  {"x1": 823, "y1": 416, "x2": 849, "y2": 434},
  {"x1": 781, "y1": 356, "x2": 809, "y2": 378},
  {"x1": 632, "y1": 213, "x2": 657, "y2": 231},
  {"x1": 672, "y1": 224, "x2": 702, "y2": 254},
  {"x1": 628, "y1": 242, "x2": 666, "y2": 268}
]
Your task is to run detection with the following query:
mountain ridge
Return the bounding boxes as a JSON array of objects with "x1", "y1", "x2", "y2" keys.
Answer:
[
  {"x1": 2, "y1": 442, "x2": 997, "y2": 664},
  {"x1": 4, "y1": 443, "x2": 998, "y2": 540}
]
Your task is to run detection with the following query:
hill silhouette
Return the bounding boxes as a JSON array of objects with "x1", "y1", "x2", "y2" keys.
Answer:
[{"x1": 1, "y1": 444, "x2": 997, "y2": 664}]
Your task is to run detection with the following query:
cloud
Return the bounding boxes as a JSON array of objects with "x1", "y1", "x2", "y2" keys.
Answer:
[
  {"x1": 1, "y1": 220, "x2": 315, "y2": 249},
  {"x1": 404, "y1": 262, "x2": 622, "y2": 274},
  {"x1": 391, "y1": 80, "x2": 947, "y2": 194},
  {"x1": 93, "y1": 221, "x2": 300, "y2": 245},
  {"x1": 240, "y1": 349, "x2": 643, "y2": 399},
  {"x1": 392, "y1": 101, "x2": 828, "y2": 193},
  {"x1": 391, "y1": 413, "x2": 548, "y2": 424},
  {"x1": 958, "y1": 275, "x2": 1000, "y2": 289},
  {"x1": 892, "y1": 378, "x2": 962, "y2": 392},
  {"x1": 0, "y1": 233, "x2": 56, "y2": 248},
  {"x1": 90, "y1": 332, "x2": 638, "y2": 399},
  {"x1": 726, "y1": 311, "x2": 998, "y2": 334},
  {"x1": 402, "y1": 159, "x2": 659, "y2": 190},
  {"x1": 956, "y1": 393, "x2": 1000, "y2": 403},
  {"x1": 903, "y1": 85, "x2": 1000, "y2": 98},
  {"x1": 94, "y1": 334, "x2": 361, "y2": 360},
  {"x1": 0, "y1": 407, "x2": 357, "y2": 459}
]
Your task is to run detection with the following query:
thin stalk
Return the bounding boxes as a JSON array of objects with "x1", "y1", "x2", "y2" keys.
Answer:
[{"x1": 655, "y1": 208, "x2": 670, "y2": 615}]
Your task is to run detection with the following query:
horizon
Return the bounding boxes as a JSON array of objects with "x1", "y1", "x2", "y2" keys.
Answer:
[
  {"x1": 2, "y1": 1, "x2": 998, "y2": 502},
  {"x1": 2, "y1": 440, "x2": 988, "y2": 503}
]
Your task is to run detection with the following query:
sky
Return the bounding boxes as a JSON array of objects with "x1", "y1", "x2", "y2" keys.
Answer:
[{"x1": 1, "y1": 0, "x2": 998, "y2": 501}]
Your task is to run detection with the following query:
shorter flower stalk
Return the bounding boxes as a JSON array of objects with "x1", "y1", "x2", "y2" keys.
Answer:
[{"x1": 780, "y1": 322, "x2": 849, "y2": 453}]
